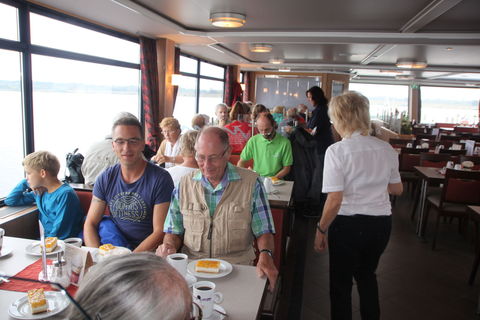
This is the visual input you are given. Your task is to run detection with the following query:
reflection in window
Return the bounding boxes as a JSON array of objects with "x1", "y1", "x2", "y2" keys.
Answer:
[
  {"x1": 200, "y1": 62, "x2": 225, "y2": 79},
  {"x1": 31, "y1": 55, "x2": 140, "y2": 174},
  {"x1": 0, "y1": 2, "x2": 18, "y2": 41},
  {"x1": 0, "y1": 49, "x2": 24, "y2": 197},
  {"x1": 420, "y1": 86, "x2": 480, "y2": 125},
  {"x1": 255, "y1": 77, "x2": 320, "y2": 109},
  {"x1": 179, "y1": 56, "x2": 198, "y2": 74},
  {"x1": 30, "y1": 13, "x2": 139, "y2": 63},
  {"x1": 173, "y1": 76, "x2": 198, "y2": 131},
  {"x1": 198, "y1": 79, "x2": 224, "y2": 120},
  {"x1": 349, "y1": 83, "x2": 408, "y2": 119}
]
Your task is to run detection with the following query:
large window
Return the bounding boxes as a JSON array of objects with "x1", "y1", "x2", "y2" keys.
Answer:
[
  {"x1": 173, "y1": 54, "x2": 225, "y2": 130},
  {"x1": 0, "y1": 1, "x2": 140, "y2": 198},
  {"x1": 349, "y1": 83, "x2": 409, "y2": 119},
  {"x1": 420, "y1": 86, "x2": 480, "y2": 125}
]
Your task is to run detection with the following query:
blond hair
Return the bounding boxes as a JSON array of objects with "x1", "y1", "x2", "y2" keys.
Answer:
[
  {"x1": 272, "y1": 106, "x2": 285, "y2": 114},
  {"x1": 179, "y1": 130, "x2": 199, "y2": 157},
  {"x1": 159, "y1": 117, "x2": 180, "y2": 130},
  {"x1": 329, "y1": 91, "x2": 371, "y2": 137},
  {"x1": 22, "y1": 151, "x2": 60, "y2": 176}
]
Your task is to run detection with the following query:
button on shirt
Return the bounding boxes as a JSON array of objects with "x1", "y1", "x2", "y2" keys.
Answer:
[
  {"x1": 164, "y1": 163, "x2": 275, "y2": 237},
  {"x1": 322, "y1": 132, "x2": 401, "y2": 216}
]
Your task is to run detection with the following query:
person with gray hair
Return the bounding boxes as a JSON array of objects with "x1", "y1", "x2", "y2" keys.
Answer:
[
  {"x1": 68, "y1": 253, "x2": 192, "y2": 320},
  {"x1": 157, "y1": 126, "x2": 278, "y2": 291},
  {"x1": 215, "y1": 103, "x2": 229, "y2": 127}
]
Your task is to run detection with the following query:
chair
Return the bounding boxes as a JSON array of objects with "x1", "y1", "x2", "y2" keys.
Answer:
[
  {"x1": 75, "y1": 190, "x2": 110, "y2": 216},
  {"x1": 389, "y1": 138, "x2": 414, "y2": 149},
  {"x1": 439, "y1": 149, "x2": 467, "y2": 156},
  {"x1": 460, "y1": 155, "x2": 480, "y2": 170},
  {"x1": 440, "y1": 135, "x2": 462, "y2": 143},
  {"x1": 415, "y1": 134, "x2": 437, "y2": 141},
  {"x1": 425, "y1": 169, "x2": 480, "y2": 250},
  {"x1": 419, "y1": 153, "x2": 451, "y2": 168},
  {"x1": 398, "y1": 151, "x2": 421, "y2": 196}
]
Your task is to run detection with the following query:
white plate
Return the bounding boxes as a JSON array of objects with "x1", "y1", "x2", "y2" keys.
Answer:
[
  {"x1": 187, "y1": 259, "x2": 233, "y2": 279},
  {"x1": 24, "y1": 241, "x2": 65, "y2": 256},
  {"x1": 185, "y1": 273, "x2": 197, "y2": 287},
  {"x1": 91, "y1": 246, "x2": 132, "y2": 263},
  {"x1": 8, "y1": 291, "x2": 70, "y2": 319},
  {"x1": 0, "y1": 247, "x2": 13, "y2": 258},
  {"x1": 205, "y1": 304, "x2": 227, "y2": 320}
]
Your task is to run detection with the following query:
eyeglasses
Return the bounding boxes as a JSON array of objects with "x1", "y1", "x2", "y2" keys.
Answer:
[
  {"x1": 161, "y1": 130, "x2": 178, "y2": 135},
  {"x1": 113, "y1": 138, "x2": 142, "y2": 146},
  {"x1": 194, "y1": 149, "x2": 227, "y2": 163}
]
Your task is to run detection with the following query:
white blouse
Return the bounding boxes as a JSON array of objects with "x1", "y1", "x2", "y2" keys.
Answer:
[
  {"x1": 322, "y1": 132, "x2": 401, "y2": 216},
  {"x1": 164, "y1": 137, "x2": 181, "y2": 169}
]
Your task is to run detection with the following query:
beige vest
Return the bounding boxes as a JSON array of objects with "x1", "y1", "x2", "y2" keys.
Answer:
[{"x1": 179, "y1": 167, "x2": 258, "y2": 265}]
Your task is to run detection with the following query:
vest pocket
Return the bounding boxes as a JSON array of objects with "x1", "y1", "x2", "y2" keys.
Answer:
[
  {"x1": 227, "y1": 220, "x2": 251, "y2": 252},
  {"x1": 183, "y1": 215, "x2": 205, "y2": 252}
]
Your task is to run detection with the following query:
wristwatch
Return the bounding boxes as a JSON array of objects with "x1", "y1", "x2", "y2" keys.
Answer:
[
  {"x1": 316, "y1": 223, "x2": 327, "y2": 235},
  {"x1": 259, "y1": 249, "x2": 273, "y2": 258}
]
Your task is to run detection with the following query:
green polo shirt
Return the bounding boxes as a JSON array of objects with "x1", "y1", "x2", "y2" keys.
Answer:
[{"x1": 240, "y1": 133, "x2": 293, "y2": 177}]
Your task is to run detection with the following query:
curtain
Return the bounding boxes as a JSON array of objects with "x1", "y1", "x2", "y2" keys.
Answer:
[
  {"x1": 173, "y1": 47, "x2": 180, "y2": 110},
  {"x1": 140, "y1": 37, "x2": 160, "y2": 151},
  {"x1": 224, "y1": 65, "x2": 243, "y2": 107},
  {"x1": 244, "y1": 71, "x2": 255, "y2": 102}
]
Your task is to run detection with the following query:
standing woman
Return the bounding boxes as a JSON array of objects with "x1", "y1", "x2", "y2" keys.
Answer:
[{"x1": 314, "y1": 91, "x2": 403, "y2": 320}]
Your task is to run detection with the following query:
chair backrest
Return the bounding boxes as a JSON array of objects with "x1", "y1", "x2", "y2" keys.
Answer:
[
  {"x1": 420, "y1": 153, "x2": 451, "y2": 168},
  {"x1": 400, "y1": 147, "x2": 429, "y2": 154},
  {"x1": 439, "y1": 149, "x2": 467, "y2": 156},
  {"x1": 389, "y1": 138, "x2": 414, "y2": 148},
  {"x1": 75, "y1": 190, "x2": 110, "y2": 216},
  {"x1": 440, "y1": 135, "x2": 462, "y2": 142},
  {"x1": 442, "y1": 169, "x2": 480, "y2": 205},
  {"x1": 415, "y1": 134, "x2": 437, "y2": 141}
]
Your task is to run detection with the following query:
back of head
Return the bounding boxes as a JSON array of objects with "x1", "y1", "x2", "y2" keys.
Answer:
[
  {"x1": 112, "y1": 115, "x2": 144, "y2": 139},
  {"x1": 215, "y1": 103, "x2": 228, "y2": 114},
  {"x1": 229, "y1": 101, "x2": 249, "y2": 121},
  {"x1": 252, "y1": 104, "x2": 268, "y2": 120},
  {"x1": 22, "y1": 151, "x2": 60, "y2": 177},
  {"x1": 329, "y1": 91, "x2": 371, "y2": 137},
  {"x1": 68, "y1": 253, "x2": 191, "y2": 320},
  {"x1": 306, "y1": 86, "x2": 328, "y2": 106},
  {"x1": 272, "y1": 106, "x2": 285, "y2": 114},
  {"x1": 191, "y1": 114, "x2": 206, "y2": 129},
  {"x1": 196, "y1": 126, "x2": 230, "y2": 151},
  {"x1": 286, "y1": 108, "x2": 297, "y2": 118},
  {"x1": 179, "y1": 130, "x2": 199, "y2": 157}
]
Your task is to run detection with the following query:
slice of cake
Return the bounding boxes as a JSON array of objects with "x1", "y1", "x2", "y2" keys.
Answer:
[
  {"x1": 40, "y1": 237, "x2": 57, "y2": 253},
  {"x1": 27, "y1": 288, "x2": 48, "y2": 314},
  {"x1": 98, "y1": 244, "x2": 116, "y2": 256},
  {"x1": 195, "y1": 260, "x2": 221, "y2": 273}
]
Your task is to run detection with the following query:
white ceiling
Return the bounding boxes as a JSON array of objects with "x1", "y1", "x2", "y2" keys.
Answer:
[{"x1": 32, "y1": 0, "x2": 480, "y2": 87}]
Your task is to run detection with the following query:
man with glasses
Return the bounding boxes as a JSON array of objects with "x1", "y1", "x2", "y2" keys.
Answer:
[
  {"x1": 238, "y1": 113, "x2": 293, "y2": 179},
  {"x1": 84, "y1": 116, "x2": 174, "y2": 252},
  {"x1": 157, "y1": 127, "x2": 278, "y2": 291}
]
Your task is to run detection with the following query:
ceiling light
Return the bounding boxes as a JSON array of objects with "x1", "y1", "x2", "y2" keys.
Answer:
[
  {"x1": 278, "y1": 67, "x2": 290, "y2": 72},
  {"x1": 396, "y1": 59, "x2": 428, "y2": 69},
  {"x1": 250, "y1": 43, "x2": 273, "y2": 53},
  {"x1": 395, "y1": 74, "x2": 415, "y2": 80},
  {"x1": 210, "y1": 12, "x2": 246, "y2": 28},
  {"x1": 269, "y1": 58, "x2": 284, "y2": 64}
]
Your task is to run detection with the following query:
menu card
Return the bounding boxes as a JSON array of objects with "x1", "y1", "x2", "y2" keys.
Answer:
[{"x1": 64, "y1": 243, "x2": 93, "y2": 287}]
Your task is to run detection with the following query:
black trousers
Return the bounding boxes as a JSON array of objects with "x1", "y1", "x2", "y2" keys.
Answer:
[{"x1": 328, "y1": 214, "x2": 391, "y2": 320}]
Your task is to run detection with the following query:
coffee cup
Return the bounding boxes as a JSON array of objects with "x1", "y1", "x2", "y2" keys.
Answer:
[
  {"x1": 166, "y1": 253, "x2": 188, "y2": 277},
  {"x1": 192, "y1": 281, "x2": 223, "y2": 318},
  {"x1": 454, "y1": 164, "x2": 462, "y2": 170},
  {"x1": 446, "y1": 161, "x2": 454, "y2": 169},
  {"x1": 64, "y1": 237, "x2": 83, "y2": 248},
  {"x1": 0, "y1": 228, "x2": 4, "y2": 253},
  {"x1": 406, "y1": 143, "x2": 413, "y2": 148}
]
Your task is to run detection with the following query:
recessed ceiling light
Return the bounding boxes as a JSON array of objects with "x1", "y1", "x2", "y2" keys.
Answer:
[
  {"x1": 396, "y1": 59, "x2": 427, "y2": 69},
  {"x1": 395, "y1": 74, "x2": 415, "y2": 80},
  {"x1": 278, "y1": 67, "x2": 290, "y2": 72},
  {"x1": 446, "y1": 47, "x2": 454, "y2": 51},
  {"x1": 209, "y1": 12, "x2": 246, "y2": 28},
  {"x1": 269, "y1": 58, "x2": 284, "y2": 64},
  {"x1": 249, "y1": 43, "x2": 273, "y2": 53}
]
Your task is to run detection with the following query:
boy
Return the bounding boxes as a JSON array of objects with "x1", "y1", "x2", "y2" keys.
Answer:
[{"x1": 5, "y1": 151, "x2": 83, "y2": 239}]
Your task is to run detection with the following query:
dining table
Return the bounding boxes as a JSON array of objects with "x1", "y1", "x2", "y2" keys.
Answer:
[{"x1": 0, "y1": 236, "x2": 267, "y2": 320}]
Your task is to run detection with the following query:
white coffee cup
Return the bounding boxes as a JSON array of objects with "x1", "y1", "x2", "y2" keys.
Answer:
[
  {"x1": 0, "y1": 228, "x2": 4, "y2": 253},
  {"x1": 166, "y1": 253, "x2": 188, "y2": 277},
  {"x1": 64, "y1": 237, "x2": 83, "y2": 248},
  {"x1": 192, "y1": 281, "x2": 223, "y2": 318},
  {"x1": 406, "y1": 143, "x2": 413, "y2": 148},
  {"x1": 454, "y1": 164, "x2": 462, "y2": 170},
  {"x1": 446, "y1": 161, "x2": 454, "y2": 169}
]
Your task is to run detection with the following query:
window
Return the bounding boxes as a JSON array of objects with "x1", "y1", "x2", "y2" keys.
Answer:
[
  {"x1": 0, "y1": 2, "x2": 18, "y2": 41},
  {"x1": 255, "y1": 77, "x2": 321, "y2": 109},
  {"x1": 174, "y1": 54, "x2": 225, "y2": 129},
  {"x1": 420, "y1": 86, "x2": 480, "y2": 125},
  {"x1": 349, "y1": 83, "x2": 409, "y2": 119},
  {"x1": 0, "y1": 49, "x2": 24, "y2": 197}
]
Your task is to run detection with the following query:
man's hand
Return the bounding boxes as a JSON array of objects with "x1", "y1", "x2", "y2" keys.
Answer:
[
  {"x1": 314, "y1": 231, "x2": 328, "y2": 252},
  {"x1": 155, "y1": 242, "x2": 177, "y2": 258},
  {"x1": 256, "y1": 252, "x2": 278, "y2": 292}
]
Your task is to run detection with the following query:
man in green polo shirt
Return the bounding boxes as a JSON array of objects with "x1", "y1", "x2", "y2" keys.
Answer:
[{"x1": 238, "y1": 113, "x2": 293, "y2": 178}]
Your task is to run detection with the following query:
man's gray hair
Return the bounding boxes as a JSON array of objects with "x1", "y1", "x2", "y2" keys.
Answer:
[
  {"x1": 68, "y1": 253, "x2": 191, "y2": 320},
  {"x1": 215, "y1": 103, "x2": 228, "y2": 113},
  {"x1": 195, "y1": 126, "x2": 230, "y2": 151}
]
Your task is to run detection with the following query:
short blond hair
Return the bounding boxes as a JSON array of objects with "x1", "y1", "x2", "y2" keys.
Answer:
[
  {"x1": 272, "y1": 106, "x2": 285, "y2": 114},
  {"x1": 22, "y1": 151, "x2": 60, "y2": 176},
  {"x1": 179, "y1": 130, "x2": 199, "y2": 157},
  {"x1": 159, "y1": 117, "x2": 180, "y2": 130},
  {"x1": 329, "y1": 91, "x2": 371, "y2": 137}
]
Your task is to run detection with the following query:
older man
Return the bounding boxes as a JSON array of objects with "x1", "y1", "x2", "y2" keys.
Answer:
[
  {"x1": 84, "y1": 116, "x2": 174, "y2": 252},
  {"x1": 157, "y1": 127, "x2": 278, "y2": 290},
  {"x1": 215, "y1": 103, "x2": 230, "y2": 126},
  {"x1": 238, "y1": 113, "x2": 293, "y2": 179}
]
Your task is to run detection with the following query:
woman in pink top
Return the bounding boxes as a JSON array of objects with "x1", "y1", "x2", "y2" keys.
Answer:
[{"x1": 223, "y1": 101, "x2": 254, "y2": 154}]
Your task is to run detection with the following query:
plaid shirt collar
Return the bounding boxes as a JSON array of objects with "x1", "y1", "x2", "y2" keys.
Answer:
[{"x1": 193, "y1": 162, "x2": 241, "y2": 192}]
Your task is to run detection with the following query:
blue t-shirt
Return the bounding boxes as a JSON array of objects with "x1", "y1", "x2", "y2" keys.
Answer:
[
  {"x1": 93, "y1": 162, "x2": 173, "y2": 247},
  {"x1": 5, "y1": 179, "x2": 83, "y2": 239}
]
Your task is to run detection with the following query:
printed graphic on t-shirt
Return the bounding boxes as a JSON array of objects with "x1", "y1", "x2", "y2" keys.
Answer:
[{"x1": 110, "y1": 192, "x2": 147, "y2": 222}]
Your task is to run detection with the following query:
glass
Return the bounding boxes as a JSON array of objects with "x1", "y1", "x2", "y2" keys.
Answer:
[
  {"x1": 180, "y1": 55, "x2": 198, "y2": 74},
  {"x1": 195, "y1": 149, "x2": 227, "y2": 163},
  {"x1": 0, "y1": 49, "x2": 24, "y2": 198},
  {"x1": 173, "y1": 75, "x2": 198, "y2": 130},
  {"x1": 113, "y1": 138, "x2": 142, "y2": 146},
  {"x1": 31, "y1": 54, "x2": 140, "y2": 177},
  {"x1": 200, "y1": 61, "x2": 225, "y2": 79},
  {"x1": 198, "y1": 79, "x2": 224, "y2": 120},
  {"x1": 349, "y1": 83, "x2": 409, "y2": 119},
  {"x1": 30, "y1": 13, "x2": 139, "y2": 63},
  {"x1": 420, "y1": 86, "x2": 480, "y2": 125},
  {"x1": 0, "y1": 2, "x2": 18, "y2": 41}
]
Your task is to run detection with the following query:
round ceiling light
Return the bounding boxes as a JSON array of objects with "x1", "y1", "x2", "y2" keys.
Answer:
[
  {"x1": 396, "y1": 59, "x2": 428, "y2": 69},
  {"x1": 269, "y1": 58, "x2": 285, "y2": 64},
  {"x1": 250, "y1": 43, "x2": 273, "y2": 53},
  {"x1": 210, "y1": 12, "x2": 246, "y2": 28}
]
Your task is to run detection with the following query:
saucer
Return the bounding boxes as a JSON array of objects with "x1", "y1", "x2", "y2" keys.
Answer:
[
  {"x1": 204, "y1": 304, "x2": 226, "y2": 320},
  {"x1": 0, "y1": 247, "x2": 13, "y2": 258}
]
